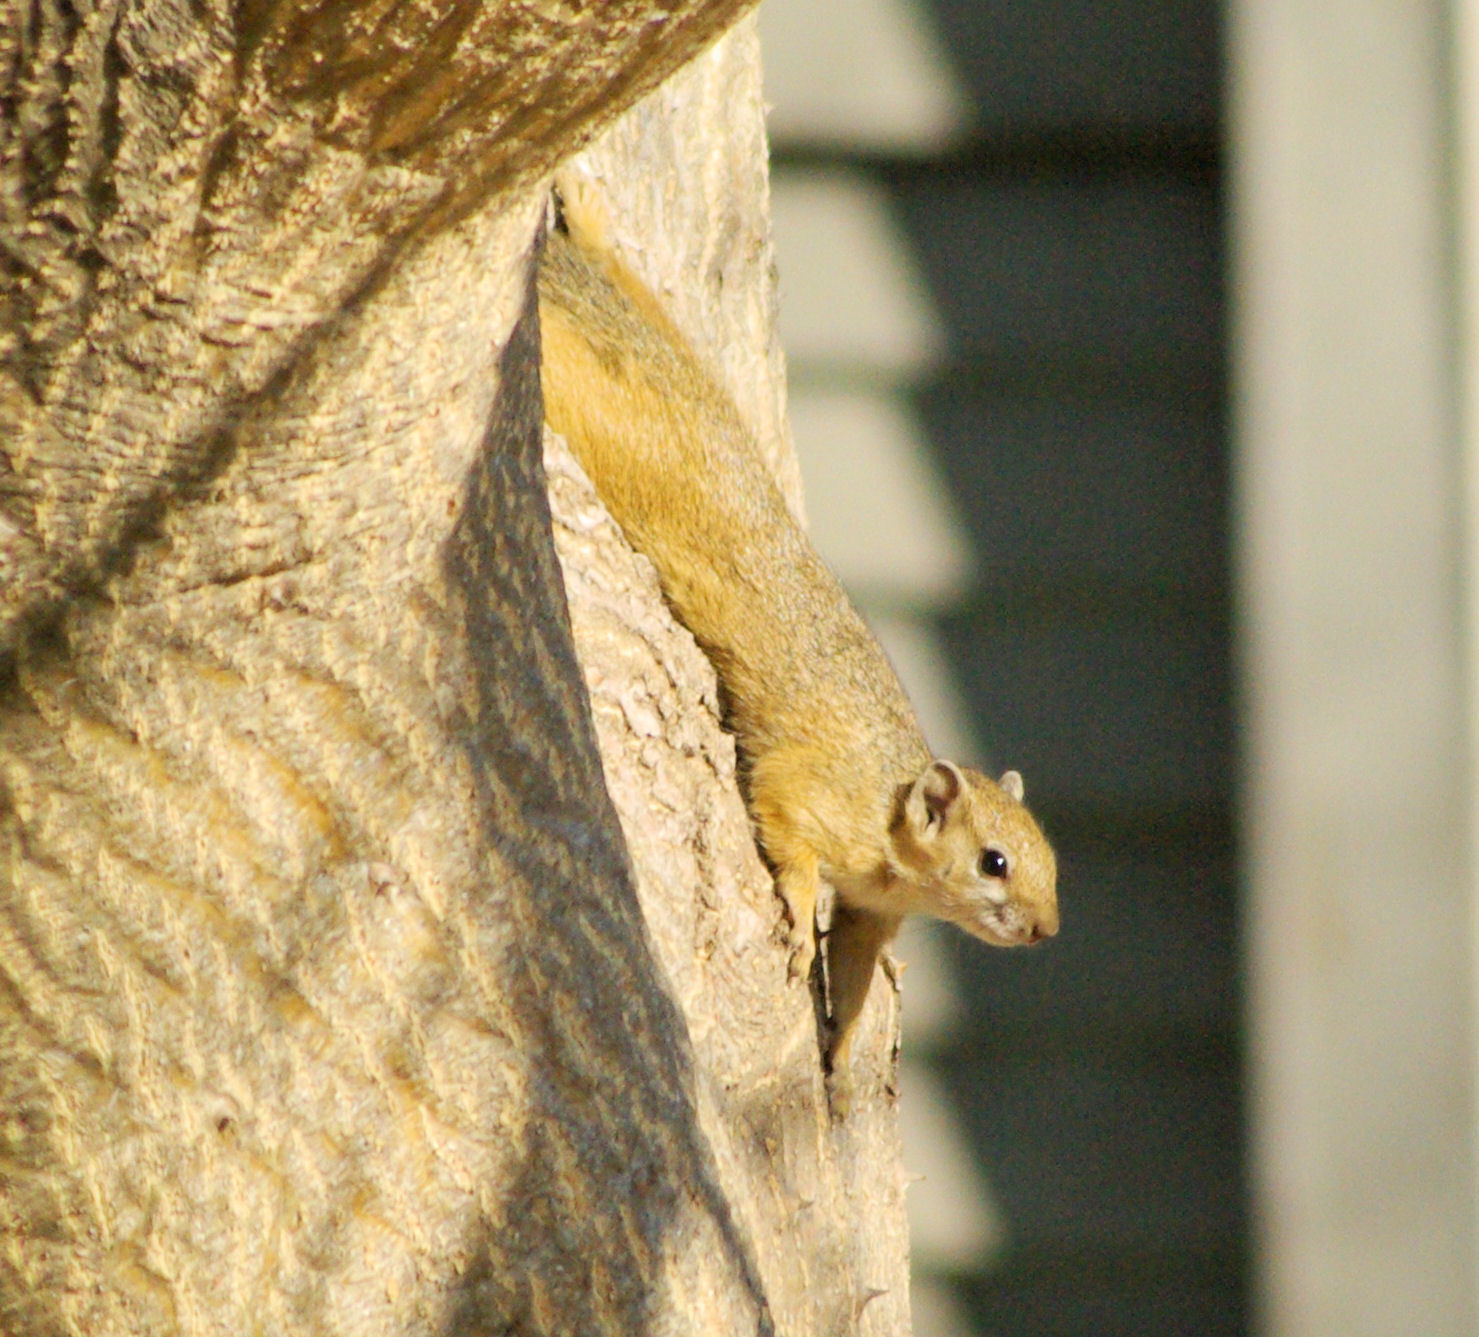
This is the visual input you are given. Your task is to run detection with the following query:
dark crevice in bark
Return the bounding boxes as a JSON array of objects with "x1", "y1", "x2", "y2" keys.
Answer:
[{"x1": 441, "y1": 276, "x2": 776, "y2": 1337}]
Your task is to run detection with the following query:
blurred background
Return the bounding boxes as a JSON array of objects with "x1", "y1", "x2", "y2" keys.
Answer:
[{"x1": 757, "y1": 1, "x2": 1478, "y2": 1335}]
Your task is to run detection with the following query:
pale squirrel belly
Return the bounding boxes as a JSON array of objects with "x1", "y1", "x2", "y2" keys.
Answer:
[{"x1": 537, "y1": 207, "x2": 1058, "y2": 1117}]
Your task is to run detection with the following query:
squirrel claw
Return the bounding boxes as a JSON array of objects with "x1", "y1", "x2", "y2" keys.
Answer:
[
  {"x1": 825, "y1": 1065, "x2": 854, "y2": 1120},
  {"x1": 786, "y1": 932, "x2": 816, "y2": 984}
]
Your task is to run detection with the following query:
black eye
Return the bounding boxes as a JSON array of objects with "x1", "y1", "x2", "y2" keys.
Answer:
[{"x1": 980, "y1": 847, "x2": 1009, "y2": 879}]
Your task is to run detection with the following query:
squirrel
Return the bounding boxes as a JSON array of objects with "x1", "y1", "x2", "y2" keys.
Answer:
[{"x1": 537, "y1": 203, "x2": 1058, "y2": 1115}]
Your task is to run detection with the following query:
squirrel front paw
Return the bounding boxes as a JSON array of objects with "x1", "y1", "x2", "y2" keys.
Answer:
[
  {"x1": 786, "y1": 924, "x2": 816, "y2": 984},
  {"x1": 825, "y1": 1063, "x2": 854, "y2": 1120},
  {"x1": 772, "y1": 854, "x2": 820, "y2": 984}
]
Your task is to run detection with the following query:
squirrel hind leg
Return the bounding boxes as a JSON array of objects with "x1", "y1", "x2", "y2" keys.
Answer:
[{"x1": 824, "y1": 904, "x2": 901, "y2": 1118}]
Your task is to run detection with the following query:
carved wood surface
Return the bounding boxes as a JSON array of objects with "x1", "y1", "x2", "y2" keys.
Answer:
[
  {"x1": 0, "y1": 5, "x2": 913, "y2": 1334},
  {"x1": 0, "y1": 0, "x2": 754, "y2": 648}
]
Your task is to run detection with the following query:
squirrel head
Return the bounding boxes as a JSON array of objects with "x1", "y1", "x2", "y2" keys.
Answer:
[{"x1": 891, "y1": 759, "x2": 1059, "y2": 947}]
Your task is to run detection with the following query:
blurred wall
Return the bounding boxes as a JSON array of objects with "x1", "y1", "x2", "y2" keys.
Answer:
[{"x1": 1230, "y1": 1, "x2": 1479, "y2": 1333}]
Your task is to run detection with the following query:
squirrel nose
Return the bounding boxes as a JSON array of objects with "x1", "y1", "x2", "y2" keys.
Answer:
[{"x1": 1027, "y1": 909, "x2": 1059, "y2": 944}]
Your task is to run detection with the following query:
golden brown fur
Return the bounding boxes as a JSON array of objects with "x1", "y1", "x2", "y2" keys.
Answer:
[{"x1": 538, "y1": 214, "x2": 1058, "y2": 1113}]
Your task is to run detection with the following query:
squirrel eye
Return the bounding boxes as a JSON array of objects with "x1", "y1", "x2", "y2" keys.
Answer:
[{"x1": 979, "y1": 847, "x2": 1009, "y2": 879}]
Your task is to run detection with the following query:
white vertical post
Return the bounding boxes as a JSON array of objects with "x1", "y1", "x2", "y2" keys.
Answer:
[
  {"x1": 1230, "y1": 1, "x2": 1478, "y2": 1334},
  {"x1": 1451, "y1": 0, "x2": 1479, "y2": 1316}
]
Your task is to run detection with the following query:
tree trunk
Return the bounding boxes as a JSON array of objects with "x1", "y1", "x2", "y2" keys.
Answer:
[{"x1": 1, "y1": 6, "x2": 912, "y2": 1335}]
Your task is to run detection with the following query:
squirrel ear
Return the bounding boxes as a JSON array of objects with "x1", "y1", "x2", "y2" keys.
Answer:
[
  {"x1": 908, "y1": 760, "x2": 965, "y2": 835},
  {"x1": 1000, "y1": 769, "x2": 1025, "y2": 802}
]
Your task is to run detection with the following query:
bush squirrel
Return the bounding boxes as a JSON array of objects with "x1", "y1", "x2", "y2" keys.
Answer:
[{"x1": 537, "y1": 208, "x2": 1058, "y2": 1114}]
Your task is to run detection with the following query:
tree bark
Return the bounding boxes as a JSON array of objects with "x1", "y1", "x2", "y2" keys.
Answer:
[{"x1": 1, "y1": 6, "x2": 912, "y2": 1335}]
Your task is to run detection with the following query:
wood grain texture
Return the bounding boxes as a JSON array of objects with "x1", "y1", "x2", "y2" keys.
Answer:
[
  {"x1": 0, "y1": 182, "x2": 775, "y2": 1334},
  {"x1": 0, "y1": 0, "x2": 755, "y2": 652},
  {"x1": 1, "y1": 6, "x2": 913, "y2": 1334}
]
